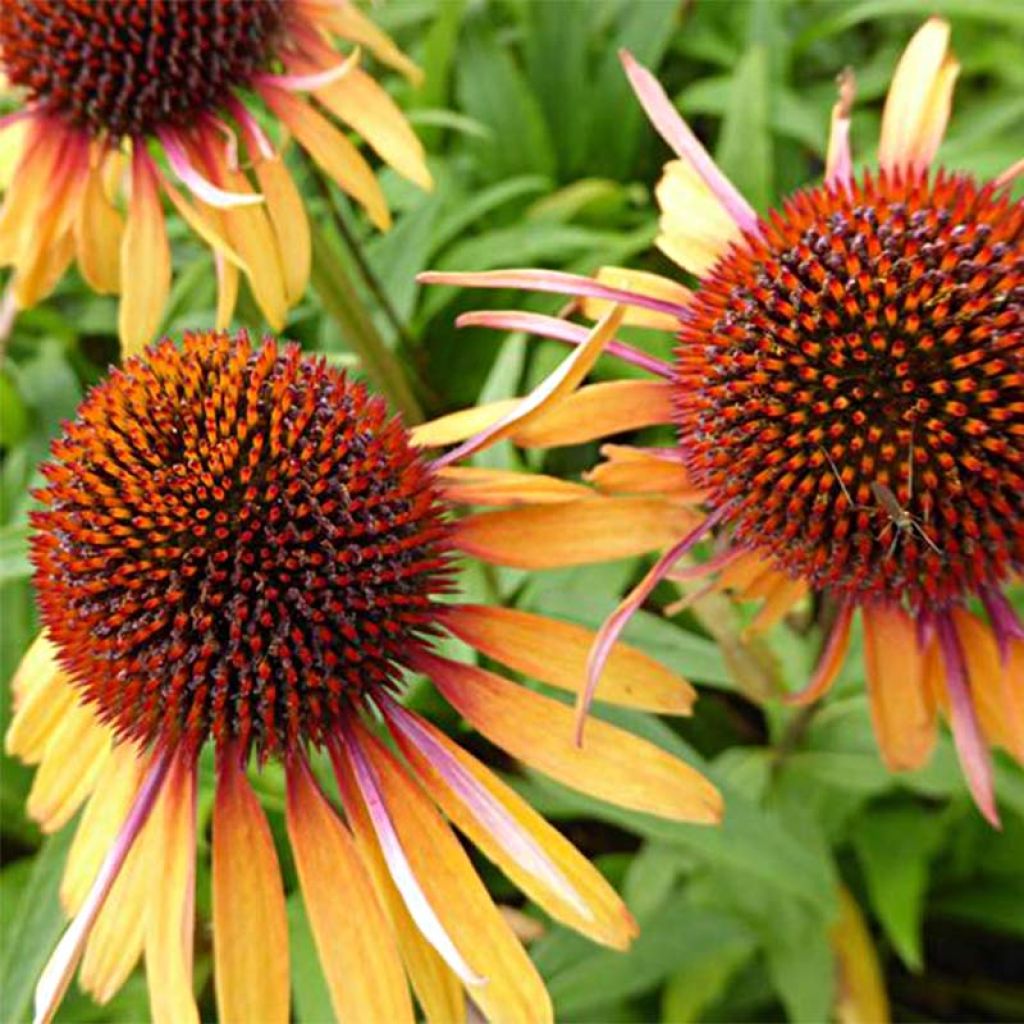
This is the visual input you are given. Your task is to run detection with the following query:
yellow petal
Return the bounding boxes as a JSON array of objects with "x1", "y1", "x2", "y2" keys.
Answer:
[
  {"x1": 438, "y1": 466, "x2": 594, "y2": 506},
  {"x1": 285, "y1": 755, "x2": 414, "y2": 1024},
  {"x1": 5, "y1": 634, "x2": 75, "y2": 762},
  {"x1": 0, "y1": 121, "x2": 63, "y2": 266},
  {"x1": 655, "y1": 158, "x2": 743, "y2": 277},
  {"x1": 213, "y1": 755, "x2": 289, "y2": 1024},
  {"x1": 316, "y1": 68, "x2": 432, "y2": 190},
  {"x1": 333, "y1": 755, "x2": 465, "y2": 1024},
  {"x1": 413, "y1": 399, "x2": 520, "y2": 447},
  {"x1": 62, "y1": 744, "x2": 144, "y2": 915},
  {"x1": 419, "y1": 651, "x2": 722, "y2": 824},
  {"x1": 75, "y1": 161, "x2": 123, "y2": 294},
  {"x1": 743, "y1": 573, "x2": 809, "y2": 636},
  {"x1": 585, "y1": 444, "x2": 699, "y2": 498},
  {"x1": 251, "y1": 154, "x2": 311, "y2": 303},
  {"x1": 0, "y1": 115, "x2": 28, "y2": 190},
  {"x1": 145, "y1": 755, "x2": 199, "y2": 1024},
  {"x1": 215, "y1": 250, "x2": 239, "y2": 329},
  {"x1": 863, "y1": 603, "x2": 935, "y2": 771},
  {"x1": 119, "y1": 149, "x2": 170, "y2": 356},
  {"x1": 878, "y1": 18, "x2": 959, "y2": 173},
  {"x1": 580, "y1": 266, "x2": 691, "y2": 329},
  {"x1": 160, "y1": 173, "x2": 248, "y2": 273},
  {"x1": 27, "y1": 702, "x2": 111, "y2": 832},
  {"x1": 346, "y1": 724, "x2": 554, "y2": 1024},
  {"x1": 832, "y1": 886, "x2": 890, "y2": 1024},
  {"x1": 439, "y1": 603, "x2": 695, "y2": 715},
  {"x1": 453, "y1": 497, "x2": 697, "y2": 569},
  {"x1": 386, "y1": 703, "x2": 637, "y2": 949},
  {"x1": 262, "y1": 86, "x2": 391, "y2": 231},
  {"x1": 316, "y1": 0, "x2": 423, "y2": 84}
]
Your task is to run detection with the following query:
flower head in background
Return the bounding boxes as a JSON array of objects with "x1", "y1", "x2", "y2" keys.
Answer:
[
  {"x1": 9, "y1": 329, "x2": 719, "y2": 1024},
  {"x1": 420, "y1": 19, "x2": 1023, "y2": 825},
  {"x1": 0, "y1": 0, "x2": 431, "y2": 353}
]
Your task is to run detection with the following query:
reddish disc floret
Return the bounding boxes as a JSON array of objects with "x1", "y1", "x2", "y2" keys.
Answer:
[
  {"x1": 676, "y1": 169, "x2": 1024, "y2": 610},
  {"x1": 0, "y1": 0, "x2": 284, "y2": 139},
  {"x1": 32, "y1": 331, "x2": 453, "y2": 760}
]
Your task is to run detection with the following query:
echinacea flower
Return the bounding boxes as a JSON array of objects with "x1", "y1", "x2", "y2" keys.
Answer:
[
  {"x1": 8, "y1": 329, "x2": 720, "y2": 1024},
  {"x1": 419, "y1": 19, "x2": 1023, "y2": 826},
  {"x1": 0, "y1": 0, "x2": 431, "y2": 353}
]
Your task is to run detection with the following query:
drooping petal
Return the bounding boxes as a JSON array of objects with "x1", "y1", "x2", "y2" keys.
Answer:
[
  {"x1": 785, "y1": 601, "x2": 855, "y2": 706},
  {"x1": 261, "y1": 85, "x2": 391, "y2": 230},
  {"x1": 119, "y1": 147, "x2": 170, "y2": 356},
  {"x1": 74, "y1": 159, "x2": 123, "y2": 294},
  {"x1": 5, "y1": 634, "x2": 75, "y2": 762},
  {"x1": 312, "y1": 0, "x2": 423, "y2": 84},
  {"x1": 338, "y1": 722, "x2": 554, "y2": 1024},
  {"x1": 620, "y1": 50, "x2": 759, "y2": 235},
  {"x1": 285, "y1": 753, "x2": 413, "y2": 1024},
  {"x1": 332, "y1": 752, "x2": 465, "y2": 1024},
  {"x1": 878, "y1": 18, "x2": 959, "y2": 174},
  {"x1": 578, "y1": 266, "x2": 692, "y2": 330},
  {"x1": 432, "y1": 306, "x2": 625, "y2": 469},
  {"x1": 655, "y1": 158, "x2": 744, "y2": 276},
  {"x1": 453, "y1": 497, "x2": 697, "y2": 569},
  {"x1": 158, "y1": 172, "x2": 249, "y2": 273},
  {"x1": 826, "y1": 68, "x2": 856, "y2": 190},
  {"x1": 61, "y1": 743, "x2": 144, "y2": 915},
  {"x1": 249, "y1": 154, "x2": 311, "y2": 304},
  {"x1": 862, "y1": 603, "x2": 935, "y2": 771},
  {"x1": 213, "y1": 751, "x2": 289, "y2": 1024},
  {"x1": 0, "y1": 119, "x2": 65, "y2": 267},
  {"x1": 437, "y1": 466, "x2": 594, "y2": 506},
  {"x1": 438, "y1": 603, "x2": 695, "y2": 715},
  {"x1": 158, "y1": 129, "x2": 263, "y2": 208},
  {"x1": 832, "y1": 886, "x2": 890, "y2": 1024},
  {"x1": 414, "y1": 650, "x2": 722, "y2": 825},
  {"x1": 315, "y1": 67, "x2": 432, "y2": 189},
  {"x1": 144, "y1": 753, "x2": 199, "y2": 1024},
  {"x1": 215, "y1": 250, "x2": 239, "y2": 329},
  {"x1": 743, "y1": 573, "x2": 810, "y2": 636},
  {"x1": 382, "y1": 697, "x2": 637, "y2": 949}
]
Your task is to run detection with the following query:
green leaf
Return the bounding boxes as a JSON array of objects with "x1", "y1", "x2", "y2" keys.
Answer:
[
  {"x1": 661, "y1": 935, "x2": 757, "y2": 1022},
  {"x1": 287, "y1": 892, "x2": 334, "y2": 1024},
  {"x1": 853, "y1": 806, "x2": 948, "y2": 969},
  {"x1": 0, "y1": 524, "x2": 31, "y2": 586},
  {"x1": 0, "y1": 827, "x2": 76, "y2": 1024}
]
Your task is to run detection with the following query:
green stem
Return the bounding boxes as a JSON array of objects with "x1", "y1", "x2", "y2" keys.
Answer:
[{"x1": 309, "y1": 221, "x2": 424, "y2": 424}]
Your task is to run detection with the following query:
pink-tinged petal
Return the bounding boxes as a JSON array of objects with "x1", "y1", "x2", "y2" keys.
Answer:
[
  {"x1": 380, "y1": 697, "x2": 591, "y2": 921},
  {"x1": 157, "y1": 130, "x2": 262, "y2": 209},
  {"x1": 936, "y1": 614, "x2": 1000, "y2": 828},
  {"x1": 260, "y1": 47, "x2": 360, "y2": 92},
  {"x1": 619, "y1": 50, "x2": 760, "y2": 236},
  {"x1": 995, "y1": 157, "x2": 1024, "y2": 189},
  {"x1": 826, "y1": 68, "x2": 856, "y2": 189},
  {"x1": 455, "y1": 309, "x2": 672, "y2": 378},
  {"x1": 785, "y1": 600, "x2": 855, "y2": 706},
  {"x1": 333, "y1": 726, "x2": 484, "y2": 987},
  {"x1": 981, "y1": 585, "x2": 1024, "y2": 662},
  {"x1": 417, "y1": 268, "x2": 690, "y2": 320},
  {"x1": 432, "y1": 305, "x2": 624, "y2": 470},
  {"x1": 577, "y1": 506, "x2": 729, "y2": 744},
  {"x1": 34, "y1": 752, "x2": 169, "y2": 1024}
]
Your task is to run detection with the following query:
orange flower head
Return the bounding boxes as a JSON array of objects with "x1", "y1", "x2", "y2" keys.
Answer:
[
  {"x1": 676, "y1": 170, "x2": 1023, "y2": 612},
  {"x1": 32, "y1": 331, "x2": 453, "y2": 760}
]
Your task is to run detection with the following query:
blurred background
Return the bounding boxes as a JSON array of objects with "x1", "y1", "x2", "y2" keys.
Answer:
[{"x1": 2, "y1": 0, "x2": 1023, "y2": 1020}]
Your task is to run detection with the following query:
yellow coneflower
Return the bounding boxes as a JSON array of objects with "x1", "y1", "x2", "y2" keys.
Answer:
[
  {"x1": 8, "y1": 328, "x2": 719, "y2": 1024},
  {"x1": 420, "y1": 18, "x2": 1023, "y2": 826},
  {"x1": 0, "y1": 0, "x2": 431, "y2": 353}
]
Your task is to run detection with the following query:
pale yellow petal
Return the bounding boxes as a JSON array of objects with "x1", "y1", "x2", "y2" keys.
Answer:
[
  {"x1": 251, "y1": 155, "x2": 311, "y2": 304},
  {"x1": 580, "y1": 266, "x2": 691, "y2": 329},
  {"x1": 75, "y1": 161, "x2": 123, "y2": 294}
]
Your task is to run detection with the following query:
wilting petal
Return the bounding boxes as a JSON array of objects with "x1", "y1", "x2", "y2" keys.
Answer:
[
  {"x1": 863, "y1": 603, "x2": 935, "y2": 771},
  {"x1": 316, "y1": 67, "x2": 432, "y2": 190},
  {"x1": 62, "y1": 744, "x2": 144, "y2": 915},
  {"x1": 332, "y1": 753, "x2": 465, "y2": 1024},
  {"x1": 579, "y1": 266, "x2": 692, "y2": 330},
  {"x1": 144, "y1": 753, "x2": 199, "y2": 1024},
  {"x1": 213, "y1": 751, "x2": 289, "y2": 1024},
  {"x1": 438, "y1": 603, "x2": 695, "y2": 715},
  {"x1": 382, "y1": 698, "x2": 637, "y2": 949},
  {"x1": 120, "y1": 148, "x2": 170, "y2": 356},
  {"x1": 585, "y1": 444, "x2": 700, "y2": 498},
  {"x1": 27, "y1": 702, "x2": 111, "y2": 833},
  {"x1": 453, "y1": 497, "x2": 697, "y2": 569},
  {"x1": 75, "y1": 160, "x2": 123, "y2": 294},
  {"x1": 285, "y1": 753, "x2": 413, "y2": 1024},
  {"x1": 437, "y1": 466, "x2": 593, "y2": 506},
  {"x1": 826, "y1": 69, "x2": 856, "y2": 189},
  {"x1": 432, "y1": 306, "x2": 625, "y2": 469},
  {"x1": 415, "y1": 650, "x2": 722, "y2": 825},
  {"x1": 620, "y1": 50, "x2": 759, "y2": 235},
  {"x1": 339, "y1": 722, "x2": 554, "y2": 1024},
  {"x1": 878, "y1": 18, "x2": 959, "y2": 173},
  {"x1": 832, "y1": 886, "x2": 890, "y2": 1024},
  {"x1": 656, "y1": 158, "x2": 744, "y2": 276},
  {"x1": 785, "y1": 601, "x2": 855, "y2": 706},
  {"x1": 262, "y1": 85, "x2": 390, "y2": 230},
  {"x1": 158, "y1": 129, "x2": 263, "y2": 208}
]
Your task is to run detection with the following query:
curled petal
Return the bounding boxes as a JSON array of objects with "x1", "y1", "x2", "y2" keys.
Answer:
[{"x1": 158, "y1": 130, "x2": 263, "y2": 209}]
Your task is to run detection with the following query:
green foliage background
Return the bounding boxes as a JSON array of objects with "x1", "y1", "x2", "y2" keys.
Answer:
[{"x1": 2, "y1": 1, "x2": 1023, "y2": 1021}]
